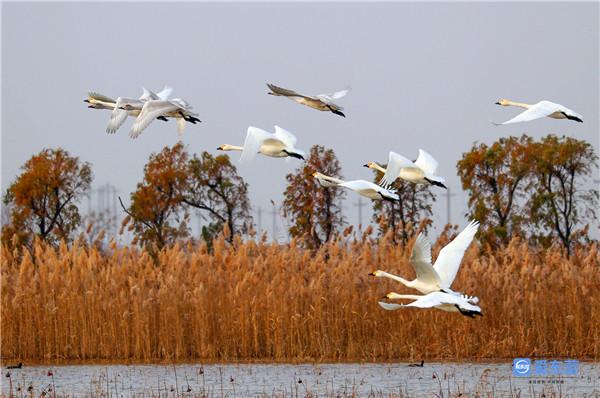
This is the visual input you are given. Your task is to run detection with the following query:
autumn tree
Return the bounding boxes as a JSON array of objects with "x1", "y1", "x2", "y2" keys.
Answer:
[
  {"x1": 457, "y1": 135, "x2": 534, "y2": 248},
  {"x1": 529, "y1": 135, "x2": 598, "y2": 255},
  {"x1": 369, "y1": 169, "x2": 435, "y2": 247},
  {"x1": 282, "y1": 145, "x2": 345, "y2": 249},
  {"x1": 2, "y1": 148, "x2": 92, "y2": 248},
  {"x1": 121, "y1": 143, "x2": 190, "y2": 249},
  {"x1": 183, "y1": 151, "x2": 252, "y2": 244}
]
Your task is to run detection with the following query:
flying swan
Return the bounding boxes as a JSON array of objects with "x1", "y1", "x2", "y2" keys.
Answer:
[
  {"x1": 106, "y1": 87, "x2": 172, "y2": 134},
  {"x1": 493, "y1": 99, "x2": 583, "y2": 125},
  {"x1": 267, "y1": 83, "x2": 349, "y2": 117},
  {"x1": 218, "y1": 126, "x2": 306, "y2": 163},
  {"x1": 364, "y1": 149, "x2": 446, "y2": 189},
  {"x1": 378, "y1": 291, "x2": 483, "y2": 318},
  {"x1": 128, "y1": 98, "x2": 201, "y2": 139},
  {"x1": 369, "y1": 220, "x2": 479, "y2": 294}
]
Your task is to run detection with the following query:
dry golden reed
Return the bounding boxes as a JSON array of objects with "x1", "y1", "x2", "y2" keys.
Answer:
[{"x1": 1, "y1": 234, "x2": 599, "y2": 363}]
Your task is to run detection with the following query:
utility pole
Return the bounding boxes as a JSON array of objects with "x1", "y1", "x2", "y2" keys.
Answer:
[
  {"x1": 269, "y1": 201, "x2": 278, "y2": 241},
  {"x1": 440, "y1": 185, "x2": 457, "y2": 226},
  {"x1": 353, "y1": 198, "x2": 366, "y2": 231},
  {"x1": 256, "y1": 206, "x2": 263, "y2": 236}
]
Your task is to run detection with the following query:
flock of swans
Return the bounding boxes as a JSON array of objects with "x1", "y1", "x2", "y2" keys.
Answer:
[{"x1": 85, "y1": 83, "x2": 584, "y2": 319}]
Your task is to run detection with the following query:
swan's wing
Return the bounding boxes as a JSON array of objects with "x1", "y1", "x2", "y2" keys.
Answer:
[
  {"x1": 106, "y1": 97, "x2": 129, "y2": 134},
  {"x1": 267, "y1": 83, "x2": 310, "y2": 99},
  {"x1": 273, "y1": 125, "x2": 297, "y2": 149},
  {"x1": 316, "y1": 87, "x2": 350, "y2": 104},
  {"x1": 156, "y1": 86, "x2": 173, "y2": 100},
  {"x1": 433, "y1": 220, "x2": 479, "y2": 288},
  {"x1": 139, "y1": 88, "x2": 153, "y2": 101},
  {"x1": 436, "y1": 293, "x2": 482, "y2": 313},
  {"x1": 379, "y1": 152, "x2": 415, "y2": 188},
  {"x1": 339, "y1": 180, "x2": 378, "y2": 192},
  {"x1": 378, "y1": 301, "x2": 402, "y2": 311},
  {"x1": 239, "y1": 126, "x2": 272, "y2": 164},
  {"x1": 414, "y1": 149, "x2": 439, "y2": 175},
  {"x1": 130, "y1": 100, "x2": 179, "y2": 139},
  {"x1": 409, "y1": 233, "x2": 440, "y2": 285},
  {"x1": 403, "y1": 293, "x2": 444, "y2": 309},
  {"x1": 495, "y1": 102, "x2": 558, "y2": 125},
  {"x1": 88, "y1": 92, "x2": 116, "y2": 104}
]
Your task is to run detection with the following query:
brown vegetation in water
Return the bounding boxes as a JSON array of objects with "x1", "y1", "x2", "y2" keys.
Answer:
[{"x1": 1, "y1": 233, "x2": 599, "y2": 363}]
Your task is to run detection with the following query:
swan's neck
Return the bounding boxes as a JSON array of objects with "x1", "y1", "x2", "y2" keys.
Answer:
[
  {"x1": 387, "y1": 292, "x2": 422, "y2": 300},
  {"x1": 506, "y1": 100, "x2": 531, "y2": 109},
  {"x1": 221, "y1": 145, "x2": 244, "y2": 151},
  {"x1": 379, "y1": 271, "x2": 413, "y2": 287},
  {"x1": 372, "y1": 163, "x2": 387, "y2": 173},
  {"x1": 320, "y1": 174, "x2": 345, "y2": 184}
]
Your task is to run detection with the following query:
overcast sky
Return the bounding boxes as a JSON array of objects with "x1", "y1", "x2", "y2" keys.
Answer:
[{"x1": 2, "y1": 2, "x2": 598, "y2": 240}]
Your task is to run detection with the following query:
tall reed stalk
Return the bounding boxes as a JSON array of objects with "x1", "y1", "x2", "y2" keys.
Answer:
[{"x1": 1, "y1": 233, "x2": 598, "y2": 362}]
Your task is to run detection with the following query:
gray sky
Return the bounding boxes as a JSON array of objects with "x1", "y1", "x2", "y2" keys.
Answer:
[{"x1": 2, "y1": 2, "x2": 599, "y2": 240}]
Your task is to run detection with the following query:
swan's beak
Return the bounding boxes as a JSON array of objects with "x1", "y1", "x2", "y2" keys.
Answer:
[
  {"x1": 382, "y1": 294, "x2": 390, "y2": 300},
  {"x1": 312, "y1": 172, "x2": 317, "y2": 177},
  {"x1": 494, "y1": 101, "x2": 501, "y2": 105},
  {"x1": 217, "y1": 146, "x2": 224, "y2": 150},
  {"x1": 83, "y1": 99, "x2": 89, "y2": 103},
  {"x1": 368, "y1": 271, "x2": 376, "y2": 276},
  {"x1": 363, "y1": 164, "x2": 369, "y2": 168}
]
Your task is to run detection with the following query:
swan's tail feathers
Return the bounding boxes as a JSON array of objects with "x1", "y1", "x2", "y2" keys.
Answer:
[
  {"x1": 424, "y1": 176, "x2": 447, "y2": 189},
  {"x1": 378, "y1": 301, "x2": 403, "y2": 311}
]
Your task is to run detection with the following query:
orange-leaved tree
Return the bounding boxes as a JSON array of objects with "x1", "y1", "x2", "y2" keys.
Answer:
[
  {"x1": 2, "y1": 148, "x2": 92, "y2": 249},
  {"x1": 184, "y1": 151, "x2": 252, "y2": 244},
  {"x1": 121, "y1": 143, "x2": 190, "y2": 249},
  {"x1": 529, "y1": 135, "x2": 598, "y2": 255},
  {"x1": 457, "y1": 135, "x2": 534, "y2": 248},
  {"x1": 282, "y1": 145, "x2": 345, "y2": 249}
]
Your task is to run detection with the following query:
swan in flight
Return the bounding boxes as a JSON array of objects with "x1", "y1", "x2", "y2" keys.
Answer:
[
  {"x1": 107, "y1": 87, "x2": 172, "y2": 134},
  {"x1": 369, "y1": 220, "x2": 479, "y2": 294},
  {"x1": 493, "y1": 99, "x2": 583, "y2": 125},
  {"x1": 127, "y1": 98, "x2": 201, "y2": 139},
  {"x1": 338, "y1": 180, "x2": 399, "y2": 202},
  {"x1": 218, "y1": 126, "x2": 306, "y2": 163},
  {"x1": 312, "y1": 171, "x2": 344, "y2": 188},
  {"x1": 378, "y1": 291, "x2": 483, "y2": 318},
  {"x1": 267, "y1": 83, "x2": 349, "y2": 117},
  {"x1": 365, "y1": 149, "x2": 446, "y2": 189}
]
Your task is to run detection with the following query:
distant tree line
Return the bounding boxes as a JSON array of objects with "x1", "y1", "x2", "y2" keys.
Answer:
[{"x1": 2, "y1": 134, "x2": 597, "y2": 256}]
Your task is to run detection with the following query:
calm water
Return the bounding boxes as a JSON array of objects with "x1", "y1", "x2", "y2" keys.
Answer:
[{"x1": 1, "y1": 362, "x2": 599, "y2": 397}]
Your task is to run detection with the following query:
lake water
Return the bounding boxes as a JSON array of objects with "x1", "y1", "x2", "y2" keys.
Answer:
[{"x1": 1, "y1": 362, "x2": 599, "y2": 397}]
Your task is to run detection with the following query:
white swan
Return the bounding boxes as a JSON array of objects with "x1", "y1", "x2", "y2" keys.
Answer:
[
  {"x1": 378, "y1": 291, "x2": 483, "y2": 318},
  {"x1": 267, "y1": 83, "x2": 349, "y2": 117},
  {"x1": 128, "y1": 98, "x2": 201, "y2": 138},
  {"x1": 338, "y1": 180, "x2": 399, "y2": 201},
  {"x1": 312, "y1": 172, "x2": 397, "y2": 201},
  {"x1": 218, "y1": 126, "x2": 306, "y2": 163},
  {"x1": 365, "y1": 149, "x2": 446, "y2": 189},
  {"x1": 107, "y1": 87, "x2": 172, "y2": 134},
  {"x1": 312, "y1": 172, "x2": 344, "y2": 188},
  {"x1": 493, "y1": 99, "x2": 583, "y2": 125},
  {"x1": 369, "y1": 220, "x2": 479, "y2": 293}
]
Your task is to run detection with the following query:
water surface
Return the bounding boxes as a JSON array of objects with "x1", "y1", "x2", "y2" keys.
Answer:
[{"x1": 2, "y1": 362, "x2": 599, "y2": 397}]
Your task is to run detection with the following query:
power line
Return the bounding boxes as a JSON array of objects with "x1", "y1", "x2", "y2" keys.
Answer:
[{"x1": 353, "y1": 198, "x2": 367, "y2": 231}]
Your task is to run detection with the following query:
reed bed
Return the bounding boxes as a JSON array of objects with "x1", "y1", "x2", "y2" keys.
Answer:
[{"x1": 1, "y1": 233, "x2": 599, "y2": 362}]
